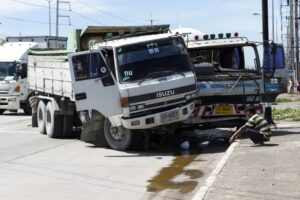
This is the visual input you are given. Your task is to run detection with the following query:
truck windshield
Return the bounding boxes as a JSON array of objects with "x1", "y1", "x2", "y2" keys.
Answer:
[
  {"x1": 190, "y1": 45, "x2": 259, "y2": 72},
  {"x1": 0, "y1": 62, "x2": 16, "y2": 81},
  {"x1": 117, "y1": 37, "x2": 193, "y2": 82}
]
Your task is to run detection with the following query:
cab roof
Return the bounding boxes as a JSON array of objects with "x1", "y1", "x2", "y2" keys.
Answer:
[
  {"x1": 0, "y1": 42, "x2": 39, "y2": 61},
  {"x1": 187, "y1": 37, "x2": 254, "y2": 49},
  {"x1": 92, "y1": 33, "x2": 176, "y2": 48}
]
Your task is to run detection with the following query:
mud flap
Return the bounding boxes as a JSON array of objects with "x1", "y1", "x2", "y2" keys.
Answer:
[{"x1": 80, "y1": 110, "x2": 108, "y2": 147}]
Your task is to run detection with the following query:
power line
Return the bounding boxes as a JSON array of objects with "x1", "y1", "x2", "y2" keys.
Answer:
[
  {"x1": 71, "y1": 10, "x2": 106, "y2": 25},
  {"x1": 77, "y1": 0, "x2": 140, "y2": 24},
  {"x1": 0, "y1": 15, "x2": 72, "y2": 26},
  {"x1": 10, "y1": 0, "x2": 106, "y2": 25}
]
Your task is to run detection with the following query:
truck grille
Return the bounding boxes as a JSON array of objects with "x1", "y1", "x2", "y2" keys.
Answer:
[
  {"x1": 0, "y1": 89, "x2": 9, "y2": 95},
  {"x1": 128, "y1": 99, "x2": 194, "y2": 119}
]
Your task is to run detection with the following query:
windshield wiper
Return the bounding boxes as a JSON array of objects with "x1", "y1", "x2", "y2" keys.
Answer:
[
  {"x1": 138, "y1": 70, "x2": 185, "y2": 85},
  {"x1": 138, "y1": 71, "x2": 162, "y2": 85}
]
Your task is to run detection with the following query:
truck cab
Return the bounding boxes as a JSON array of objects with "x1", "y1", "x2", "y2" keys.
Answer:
[{"x1": 177, "y1": 30, "x2": 287, "y2": 128}]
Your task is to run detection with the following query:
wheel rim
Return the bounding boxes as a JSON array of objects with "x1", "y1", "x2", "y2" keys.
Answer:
[{"x1": 109, "y1": 126, "x2": 125, "y2": 141}]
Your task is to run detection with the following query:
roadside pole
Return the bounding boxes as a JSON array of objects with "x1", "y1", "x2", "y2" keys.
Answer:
[{"x1": 262, "y1": 0, "x2": 276, "y2": 126}]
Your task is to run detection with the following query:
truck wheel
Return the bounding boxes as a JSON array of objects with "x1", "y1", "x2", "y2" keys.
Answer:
[
  {"x1": 0, "y1": 109, "x2": 5, "y2": 115},
  {"x1": 23, "y1": 101, "x2": 32, "y2": 115},
  {"x1": 32, "y1": 109, "x2": 38, "y2": 127},
  {"x1": 45, "y1": 102, "x2": 62, "y2": 138},
  {"x1": 62, "y1": 115, "x2": 73, "y2": 137},
  {"x1": 37, "y1": 101, "x2": 46, "y2": 134},
  {"x1": 104, "y1": 118, "x2": 133, "y2": 151}
]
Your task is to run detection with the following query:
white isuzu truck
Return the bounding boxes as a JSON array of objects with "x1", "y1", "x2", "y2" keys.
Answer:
[
  {"x1": 0, "y1": 36, "x2": 67, "y2": 115},
  {"x1": 28, "y1": 26, "x2": 197, "y2": 150}
]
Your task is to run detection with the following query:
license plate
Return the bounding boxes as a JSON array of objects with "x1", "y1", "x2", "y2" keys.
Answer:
[
  {"x1": 215, "y1": 104, "x2": 233, "y2": 115},
  {"x1": 160, "y1": 110, "x2": 179, "y2": 123}
]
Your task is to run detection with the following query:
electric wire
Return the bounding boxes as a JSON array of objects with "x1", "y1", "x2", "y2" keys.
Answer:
[
  {"x1": 10, "y1": 0, "x2": 106, "y2": 25},
  {"x1": 0, "y1": 15, "x2": 72, "y2": 26},
  {"x1": 76, "y1": 0, "x2": 140, "y2": 24}
]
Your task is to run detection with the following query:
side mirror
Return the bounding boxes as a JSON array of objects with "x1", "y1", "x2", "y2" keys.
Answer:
[
  {"x1": 15, "y1": 63, "x2": 22, "y2": 76},
  {"x1": 15, "y1": 63, "x2": 27, "y2": 79},
  {"x1": 263, "y1": 43, "x2": 285, "y2": 70}
]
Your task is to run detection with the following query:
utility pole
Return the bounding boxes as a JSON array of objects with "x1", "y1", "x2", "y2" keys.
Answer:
[
  {"x1": 45, "y1": 0, "x2": 52, "y2": 36},
  {"x1": 56, "y1": 0, "x2": 71, "y2": 37},
  {"x1": 294, "y1": 0, "x2": 299, "y2": 81},
  {"x1": 272, "y1": 0, "x2": 275, "y2": 41},
  {"x1": 262, "y1": 0, "x2": 269, "y2": 48},
  {"x1": 56, "y1": 0, "x2": 59, "y2": 37},
  {"x1": 147, "y1": 13, "x2": 158, "y2": 26},
  {"x1": 262, "y1": 0, "x2": 276, "y2": 126}
]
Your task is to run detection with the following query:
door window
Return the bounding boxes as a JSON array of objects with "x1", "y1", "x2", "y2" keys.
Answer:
[{"x1": 72, "y1": 52, "x2": 110, "y2": 81}]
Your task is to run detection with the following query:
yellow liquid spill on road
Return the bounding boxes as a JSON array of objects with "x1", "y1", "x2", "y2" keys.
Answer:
[{"x1": 147, "y1": 151, "x2": 203, "y2": 194}]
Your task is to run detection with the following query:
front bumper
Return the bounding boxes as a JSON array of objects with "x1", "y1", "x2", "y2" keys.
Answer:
[
  {"x1": 0, "y1": 96, "x2": 20, "y2": 110},
  {"x1": 121, "y1": 102, "x2": 195, "y2": 129}
]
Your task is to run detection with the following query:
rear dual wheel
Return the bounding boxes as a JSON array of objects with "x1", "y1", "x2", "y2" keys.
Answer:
[
  {"x1": 37, "y1": 100, "x2": 73, "y2": 138},
  {"x1": 45, "y1": 101, "x2": 62, "y2": 138},
  {"x1": 37, "y1": 101, "x2": 46, "y2": 134}
]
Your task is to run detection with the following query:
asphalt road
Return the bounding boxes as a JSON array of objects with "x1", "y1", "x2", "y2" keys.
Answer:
[{"x1": 0, "y1": 111, "x2": 231, "y2": 200}]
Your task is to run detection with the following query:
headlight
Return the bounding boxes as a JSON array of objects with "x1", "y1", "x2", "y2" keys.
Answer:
[
  {"x1": 137, "y1": 104, "x2": 145, "y2": 110},
  {"x1": 8, "y1": 98, "x2": 17, "y2": 102},
  {"x1": 129, "y1": 104, "x2": 145, "y2": 111},
  {"x1": 186, "y1": 93, "x2": 197, "y2": 100},
  {"x1": 129, "y1": 105, "x2": 137, "y2": 111},
  {"x1": 270, "y1": 78, "x2": 279, "y2": 84},
  {"x1": 191, "y1": 93, "x2": 197, "y2": 98}
]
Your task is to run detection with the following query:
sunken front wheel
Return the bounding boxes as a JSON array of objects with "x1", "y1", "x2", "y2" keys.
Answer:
[{"x1": 104, "y1": 118, "x2": 133, "y2": 151}]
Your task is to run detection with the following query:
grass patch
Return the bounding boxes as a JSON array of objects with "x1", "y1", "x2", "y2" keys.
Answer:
[
  {"x1": 276, "y1": 98, "x2": 300, "y2": 103},
  {"x1": 272, "y1": 107, "x2": 300, "y2": 121}
]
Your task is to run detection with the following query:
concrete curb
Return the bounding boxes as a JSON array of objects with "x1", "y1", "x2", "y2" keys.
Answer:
[{"x1": 191, "y1": 141, "x2": 239, "y2": 200}]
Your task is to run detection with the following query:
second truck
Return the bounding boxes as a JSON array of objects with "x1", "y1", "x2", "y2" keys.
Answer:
[{"x1": 175, "y1": 29, "x2": 287, "y2": 128}]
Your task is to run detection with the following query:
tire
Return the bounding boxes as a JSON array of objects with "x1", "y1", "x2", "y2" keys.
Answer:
[
  {"x1": 62, "y1": 115, "x2": 74, "y2": 137},
  {"x1": 45, "y1": 101, "x2": 62, "y2": 138},
  {"x1": 23, "y1": 101, "x2": 32, "y2": 115},
  {"x1": 104, "y1": 118, "x2": 133, "y2": 151},
  {"x1": 23, "y1": 93, "x2": 34, "y2": 115},
  {"x1": 37, "y1": 101, "x2": 47, "y2": 134},
  {"x1": 0, "y1": 109, "x2": 5, "y2": 115},
  {"x1": 32, "y1": 109, "x2": 38, "y2": 127}
]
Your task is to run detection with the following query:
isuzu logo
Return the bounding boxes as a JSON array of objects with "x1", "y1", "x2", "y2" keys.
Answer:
[{"x1": 156, "y1": 90, "x2": 175, "y2": 98}]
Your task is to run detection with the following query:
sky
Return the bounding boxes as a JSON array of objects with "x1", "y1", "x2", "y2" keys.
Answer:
[{"x1": 0, "y1": 0, "x2": 282, "y2": 43}]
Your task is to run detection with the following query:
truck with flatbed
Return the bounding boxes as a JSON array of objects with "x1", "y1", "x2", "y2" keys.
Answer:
[
  {"x1": 175, "y1": 30, "x2": 286, "y2": 128},
  {"x1": 0, "y1": 36, "x2": 67, "y2": 115},
  {"x1": 28, "y1": 26, "x2": 197, "y2": 150}
]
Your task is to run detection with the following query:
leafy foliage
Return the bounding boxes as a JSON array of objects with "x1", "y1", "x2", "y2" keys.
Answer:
[{"x1": 272, "y1": 107, "x2": 300, "y2": 121}]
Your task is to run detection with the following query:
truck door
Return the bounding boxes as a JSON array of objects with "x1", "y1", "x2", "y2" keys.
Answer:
[
  {"x1": 262, "y1": 44, "x2": 287, "y2": 101},
  {"x1": 68, "y1": 51, "x2": 122, "y2": 118}
]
